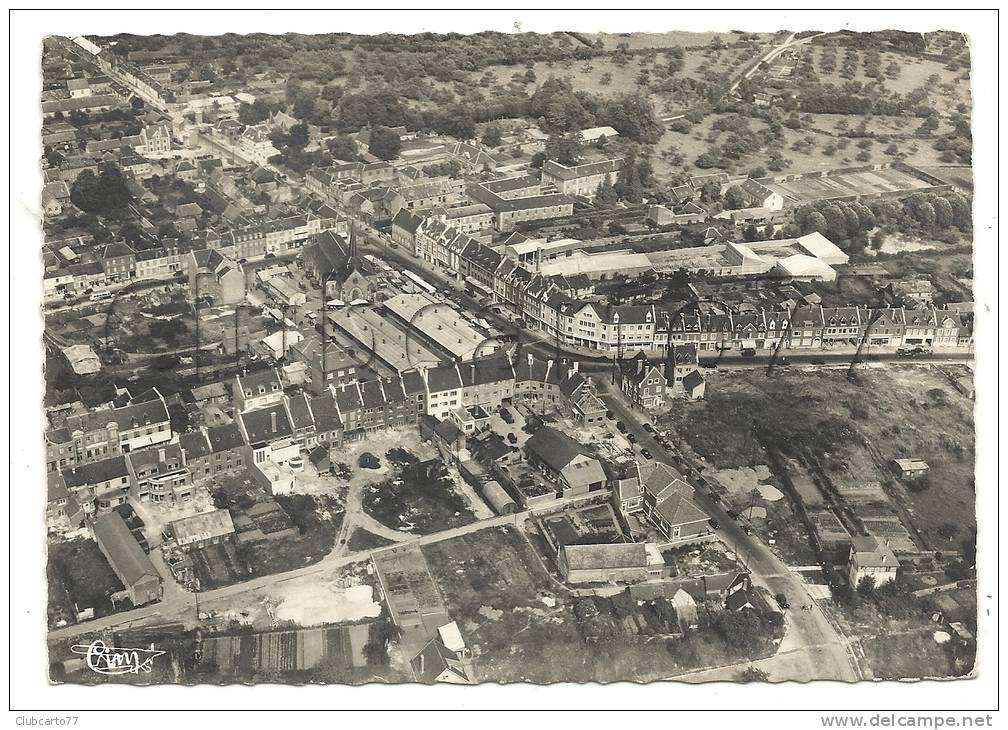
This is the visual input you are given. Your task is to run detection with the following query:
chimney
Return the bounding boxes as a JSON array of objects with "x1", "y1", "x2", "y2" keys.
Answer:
[
  {"x1": 158, "y1": 448, "x2": 166, "y2": 463},
  {"x1": 271, "y1": 411, "x2": 278, "y2": 433}
]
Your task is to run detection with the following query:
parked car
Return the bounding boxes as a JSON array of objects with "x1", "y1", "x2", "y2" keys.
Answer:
[
  {"x1": 775, "y1": 593, "x2": 790, "y2": 610},
  {"x1": 616, "y1": 421, "x2": 627, "y2": 433},
  {"x1": 897, "y1": 346, "x2": 929, "y2": 358},
  {"x1": 605, "y1": 410, "x2": 615, "y2": 420},
  {"x1": 709, "y1": 518, "x2": 720, "y2": 530},
  {"x1": 726, "y1": 509, "x2": 740, "y2": 520},
  {"x1": 506, "y1": 433, "x2": 518, "y2": 444},
  {"x1": 643, "y1": 423, "x2": 655, "y2": 434},
  {"x1": 639, "y1": 448, "x2": 652, "y2": 460},
  {"x1": 740, "y1": 347, "x2": 757, "y2": 358},
  {"x1": 499, "y1": 407, "x2": 514, "y2": 424},
  {"x1": 627, "y1": 432, "x2": 637, "y2": 444}
]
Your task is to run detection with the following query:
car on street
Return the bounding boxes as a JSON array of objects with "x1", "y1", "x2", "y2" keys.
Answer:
[
  {"x1": 639, "y1": 448, "x2": 652, "y2": 460},
  {"x1": 740, "y1": 347, "x2": 757, "y2": 358},
  {"x1": 499, "y1": 406, "x2": 514, "y2": 424},
  {"x1": 627, "y1": 432, "x2": 637, "y2": 444},
  {"x1": 643, "y1": 423, "x2": 655, "y2": 433},
  {"x1": 616, "y1": 421, "x2": 627, "y2": 433},
  {"x1": 605, "y1": 410, "x2": 615, "y2": 420},
  {"x1": 709, "y1": 518, "x2": 719, "y2": 530},
  {"x1": 775, "y1": 593, "x2": 790, "y2": 610},
  {"x1": 726, "y1": 508, "x2": 740, "y2": 520}
]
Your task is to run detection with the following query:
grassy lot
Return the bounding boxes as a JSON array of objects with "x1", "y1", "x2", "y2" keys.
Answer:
[
  {"x1": 806, "y1": 42, "x2": 969, "y2": 113},
  {"x1": 362, "y1": 458, "x2": 475, "y2": 535},
  {"x1": 661, "y1": 366, "x2": 975, "y2": 553},
  {"x1": 824, "y1": 583, "x2": 974, "y2": 679},
  {"x1": 346, "y1": 528, "x2": 397, "y2": 553},
  {"x1": 423, "y1": 526, "x2": 784, "y2": 682},
  {"x1": 47, "y1": 539, "x2": 127, "y2": 625}
]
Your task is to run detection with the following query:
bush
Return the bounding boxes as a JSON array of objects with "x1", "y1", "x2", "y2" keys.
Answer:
[{"x1": 358, "y1": 452, "x2": 381, "y2": 470}]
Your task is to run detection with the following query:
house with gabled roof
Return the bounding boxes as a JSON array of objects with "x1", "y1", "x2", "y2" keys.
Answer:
[
  {"x1": 238, "y1": 401, "x2": 299, "y2": 467},
  {"x1": 233, "y1": 368, "x2": 284, "y2": 413},
  {"x1": 410, "y1": 622, "x2": 474, "y2": 684},
  {"x1": 92, "y1": 511, "x2": 161, "y2": 607},
  {"x1": 523, "y1": 426, "x2": 606, "y2": 497},
  {"x1": 640, "y1": 463, "x2": 712, "y2": 544}
]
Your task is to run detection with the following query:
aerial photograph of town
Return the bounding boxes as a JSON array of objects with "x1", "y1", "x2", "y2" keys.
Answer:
[{"x1": 28, "y1": 15, "x2": 987, "y2": 700}]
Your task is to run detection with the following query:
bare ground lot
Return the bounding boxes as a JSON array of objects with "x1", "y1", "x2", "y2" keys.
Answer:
[{"x1": 660, "y1": 365, "x2": 975, "y2": 553}]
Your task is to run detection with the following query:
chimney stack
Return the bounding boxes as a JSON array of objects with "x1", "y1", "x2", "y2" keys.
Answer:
[
  {"x1": 271, "y1": 411, "x2": 278, "y2": 433},
  {"x1": 158, "y1": 448, "x2": 166, "y2": 463}
]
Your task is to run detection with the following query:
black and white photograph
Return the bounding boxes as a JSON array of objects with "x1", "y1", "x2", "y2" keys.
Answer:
[{"x1": 8, "y1": 6, "x2": 1001, "y2": 723}]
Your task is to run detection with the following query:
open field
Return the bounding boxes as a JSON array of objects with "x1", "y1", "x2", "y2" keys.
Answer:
[
  {"x1": 661, "y1": 365, "x2": 974, "y2": 554},
  {"x1": 806, "y1": 41, "x2": 969, "y2": 114}
]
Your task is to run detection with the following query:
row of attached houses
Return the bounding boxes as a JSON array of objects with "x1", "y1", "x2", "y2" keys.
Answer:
[{"x1": 399, "y1": 213, "x2": 973, "y2": 355}]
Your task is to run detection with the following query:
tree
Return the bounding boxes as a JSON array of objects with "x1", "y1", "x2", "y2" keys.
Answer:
[
  {"x1": 594, "y1": 176, "x2": 619, "y2": 208},
  {"x1": 287, "y1": 122, "x2": 309, "y2": 150},
  {"x1": 856, "y1": 575, "x2": 876, "y2": 596},
  {"x1": 238, "y1": 99, "x2": 271, "y2": 126},
  {"x1": 368, "y1": 126, "x2": 401, "y2": 161},
  {"x1": 69, "y1": 164, "x2": 133, "y2": 217},
  {"x1": 602, "y1": 92, "x2": 662, "y2": 143},
  {"x1": 743, "y1": 223, "x2": 760, "y2": 242},
  {"x1": 480, "y1": 124, "x2": 502, "y2": 148},
  {"x1": 738, "y1": 666, "x2": 769, "y2": 683},
  {"x1": 327, "y1": 134, "x2": 359, "y2": 162},
  {"x1": 599, "y1": 71, "x2": 613, "y2": 86},
  {"x1": 542, "y1": 133, "x2": 582, "y2": 166},
  {"x1": 723, "y1": 185, "x2": 748, "y2": 210}
]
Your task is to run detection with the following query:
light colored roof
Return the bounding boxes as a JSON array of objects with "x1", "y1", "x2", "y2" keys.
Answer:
[
  {"x1": 578, "y1": 125, "x2": 620, "y2": 142},
  {"x1": 774, "y1": 254, "x2": 837, "y2": 279},
  {"x1": 794, "y1": 232, "x2": 850, "y2": 265},
  {"x1": 169, "y1": 509, "x2": 235, "y2": 546},
  {"x1": 561, "y1": 542, "x2": 647, "y2": 570}
]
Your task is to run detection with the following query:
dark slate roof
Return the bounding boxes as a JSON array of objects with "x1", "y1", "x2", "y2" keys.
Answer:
[
  {"x1": 179, "y1": 429, "x2": 212, "y2": 460},
  {"x1": 61, "y1": 455, "x2": 130, "y2": 489},
  {"x1": 286, "y1": 394, "x2": 315, "y2": 431},
  {"x1": 400, "y1": 369, "x2": 426, "y2": 396},
  {"x1": 523, "y1": 427, "x2": 583, "y2": 472},
  {"x1": 240, "y1": 403, "x2": 293, "y2": 443},
  {"x1": 309, "y1": 394, "x2": 343, "y2": 432},
  {"x1": 426, "y1": 363, "x2": 462, "y2": 393},
  {"x1": 457, "y1": 353, "x2": 514, "y2": 387},
  {"x1": 335, "y1": 383, "x2": 363, "y2": 412},
  {"x1": 359, "y1": 379, "x2": 386, "y2": 408},
  {"x1": 92, "y1": 511, "x2": 159, "y2": 587},
  {"x1": 206, "y1": 422, "x2": 245, "y2": 453}
]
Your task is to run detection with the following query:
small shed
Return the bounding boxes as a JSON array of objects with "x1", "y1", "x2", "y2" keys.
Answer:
[
  {"x1": 481, "y1": 480, "x2": 517, "y2": 515},
  {"x1": 891, "y1": 458, "x2": 930, "y2": 479}
]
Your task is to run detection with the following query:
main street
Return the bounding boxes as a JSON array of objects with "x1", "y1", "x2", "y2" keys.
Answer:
[{"x1": 596, "y1": 378, "x2": 862, "y2": 682}]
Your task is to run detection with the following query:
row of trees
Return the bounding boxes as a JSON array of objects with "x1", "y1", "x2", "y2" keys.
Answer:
[{"x1": 792, "y1": 191, "x2": 971, "y2": 253}]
